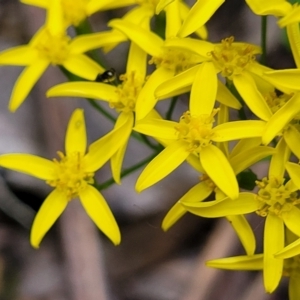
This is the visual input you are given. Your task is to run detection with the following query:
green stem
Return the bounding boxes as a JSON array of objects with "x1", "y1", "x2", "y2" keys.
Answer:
[
  {"x1": 166, "y1": 96, "x2": 178, "y2": 120},
  {"x1": 94, "y1": 152, "x2": 158, "y2": 190},
  {"x1": 260, "y1": 16, "x2": 267, "y2": 65},
  {"x1": 87, "y1": 99, "x2": 116, "y2": 122}
]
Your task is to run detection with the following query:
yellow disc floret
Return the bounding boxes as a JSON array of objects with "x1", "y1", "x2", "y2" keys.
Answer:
[
  {"x1": 256, "y1": 177, "x2": 300, "y2": 217},
  {"x1": 149, "y1": 48, "x2": 199, "y2": 75},
  {"x1": 210, "y1": 36, "x2": 260, "y2": 80},
  {"x1": 33, "y1": 29, "x2": 70, "y2": 65},
  {"x1": 175, "y1": 110, "x2": 218, "y2": 153},
  {"x1": 110, "y1": 71, "x2": 145, "y2": 113},
  {"x1": 47, "y1": 151, "x2": 94, "y2": 200}
]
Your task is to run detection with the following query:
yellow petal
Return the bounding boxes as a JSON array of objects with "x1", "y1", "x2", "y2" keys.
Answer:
[
  {"x1": 20, "y1": 0, "x2": 48, "y2": 8},
  {"x1": 213, "y1": 120, "x2": 266, "y2": 142},
  {"x1": 233, "y1": 73, "x2": 272, "y2": 121},
  {"x1": 135, "y1": 68, "x2": 174, "y2": 120},
  {"x1": 0, "y1": 46, "x2": 35, "y2": 65},
  {"x1": 111, "y1": 112, "x2": 134, "y2": 184},
  {"x1": 226, "y1": 215, "x2": 256, "y2": 255},
  {"x1": 80, "y1": 185, "x2": 120, "y2": 245},
  {"x1": 289, "y1": 276, "x2": 300, "y2": 300},
  {"x1": 9, "y1": 60, "x2": 49, "y2": 112},
  {"x1": 286, "y1": 24, "x2": 300, "y2": 68},
  {"x1": 108, "y1": 19, "x2": 163, "y2": 57},
  {"x1": 263, "y1": 214, "x2": 284, "y2": 293},
  {"x1": 0, "y1": 154, "x2": 55, "y2": 180},
  {"x1": 278, "y1": 6, "x2": 300, "y2": 27},
  {"x1": 286, "y1": 162, "x2": 300, "y2": 190},
  {"x1": 216, "y1": 80, "x2": 242, "y2": 110},
  {"x1": 268, "y1": 138, "x2": 290, "y2": 179},
  {"x1": 84, "y1": 116, "x2": 132, "y2": 172},
  {"x1": 164, "y1": 0, "x2": 181, "y2": 38},
  {"x1": 135, "y1": 140, "x2": 189, "y2": 192},
  {"x1": 263, "y1": 93, "x2": 300, "y2": 145},
  {"x1": 47, "y1": 82, "x2": 118, "y2": 102},
  {"x1": 156, "y1": 0, "x2": 175, "y2": 14},
  {"x1": 230, "y1": 137, "x2": 261, "y2": 158},
  {"x1": 30, "y1": 189, "x2": 68, "y2": 248},
  {"x1": 190, "y1": 62, "x2": 217, "y2": 115},
  {"x1": 46, "y1": 0, "x2": 64, "y2": 35},
  {"x1": 245, "y1": 0, "x2": 292, "y2": 16},
  {"x1": 70, "y1": 31, "x2": 127, "y2": 54},
  {"x1": 65, "y1": 109, "x2": 86, "y2": 155},
  {"x1": 63, "y1": 54, "x2": 104, "y2": 81},
  {"x1": 178, "y1": 0, "x2": 225, "y2": 37},
  {"x1": 200, "y1": 145, "x2": 239, "y2": 199},
  {"x1": 231, "y1": 146, "x2": 276, "y2": 175},
  {"x1": 155, "y1": 65, "x2": 199, "y2": 99},
  {"x1": 87, "y1": 0, "x2": 135, "y2": 14},
  {"x1": 182, "y1": 192, "x2": 258, "y2": 217},
  {"x1": 162, "y1": 181, "x2": 212, "y2": 231},
  {"x1": 276, "y1": 237, "x2": 300, "y2": 259},
  {"x1": 207, "y1": 254, "x2": 263, "y2": 270},
  {"x1": 134, "y1": 119, "x2": 178, "y2": 139},
  {"x1": 282, "y1": 206, "x2": 300, "y2": 237},
  {"x1": 263, "y1": 69, "x2": 300, "y2": 91},
  {"x1": 127, "y1": 39, "x2": 147, "y2": 78},
  {"x1": 284, "y1": 125, "x2": 300, "y2": 159}
]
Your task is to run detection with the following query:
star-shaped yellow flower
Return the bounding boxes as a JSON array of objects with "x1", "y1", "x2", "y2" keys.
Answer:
[{"x1": 0, "y1": 109, "x2": 130, "y2": 248}]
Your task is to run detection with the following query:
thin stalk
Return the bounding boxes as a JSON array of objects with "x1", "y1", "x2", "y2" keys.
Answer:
[{"x1": 166, "y1": 96, "x2": 178, "y2": 120}]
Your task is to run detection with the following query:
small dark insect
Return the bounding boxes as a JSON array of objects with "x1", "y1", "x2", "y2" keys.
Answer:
[{"x1": 95, "y1": 68, "x2": 116, "y2": 83}]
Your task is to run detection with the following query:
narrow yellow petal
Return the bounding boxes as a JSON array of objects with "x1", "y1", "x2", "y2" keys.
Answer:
[
  {"x1": 226, "y1": 215, "x2": 256, "y2": 255},
  {"x1": 190, "y1": 62, "x2": 217, "y2": 115},
  {"x1": 263, "y1": 214, "x2": 284, "y2": 293},
  {"x1": 47, "y1": 82, "x2": 118, "y2": 102},
  {"x1": 20, "y1": 0, "x2": 48, "y2": 8},
  {"x1": 245, "y1": 0, "x2": 292, "y2": 16},
  {"x1": 216, "y1": 80, "x2": 242, "y2": 109},
  {"x1": 279, "y1": 6, "x2": 300, "y2": 27},
  {"x1": 0, "y1": 46, "x2": 34, "y2": 65},
  {"x1": 230, "y1": 137, "x2": 261, "y2": 158},
  {"x1": 233, "y1": 73, "x2": 272, "y2": 121},
  {"x1": 127, "y1": 40, "x2": 147, "y2": 78},
  {"x1": 156, "y1": 0, "x2": 175, "y2": 14},
  {"x1": 0, "y1": 154, "x2": 55, "y2": 180},
  {"x1": 84, "y1": 115, "x2": 132, "y2": 172},
  {"x1": 70, "y1": 31, "x2": 127, "y2": 54},
  {"x1": 63, "y1": 54, "x2": 104, "y2": 81},
  {"x1": 136, "y1": 68, "x2": 174, "y2": 120},
  {"x1": 282, "y1": 206, "x2": 300, "y2": 237},
  {"x1": 111, "y1": 113, "x2": 134, "y2": 184},
  {"x1": 164, "y1": 0, "x2": 181, "y2": 38},
  {"x1": 207, "y1": 254, "x2": 264, "y2": 270},
  {"x1": 286, "y1": 23, "x2": 300, "y2": 68},
  {"x1": 46, "y1": 0, "x2": 64, "y2": 35},
  {"x1": 182, "y1": 192, "x2": 258, "y2": 217},
  {"x1": 213, "y1": 120, "x2": 266, "y2": 142},
  {"x1": 108, "y1": 19, "x2": 163, "y2": 57},
  {"x1": 200, "y1": 145, "x2": 239, "y2": 199},
  {"x1": 9, "y1": 60, "x2": 49, "y2": 112},
  {"x1": 231, "y1": 146, "x2": 276, "y2": 175},
  {"x1": 263, "y1": 69, "x2": 300, "y2": 91},
  {"x1": 80, "y1": 185, "x2": 120, "y2": 245},
  {"x1": 268, "y1": 138, "x2": 290, "y2": 179},
  {"x1": 284, "y1": 125, "x2": 300, "y2": 159},
  {"x1": 135, "y1": 140, "x2": 189, "y2": 192},
  {"x1": 87, "y1": 0, "x2": 135, "y2": 14},
  {"x1": 30, "y1": 189, "x2": 68, "y2": 248},
  {"x1": 263, "y1": 93, "x2": 300, "y2": 145},
  {"x1": 65, "y1": 109, "x2": 86, "y2": 155},
  {"x1": 134, "y1": 119, "x2": 178, "y2": 139},
  {"x1": 276, "y1": 237, "x2": 300, "y2": 259},
  {"x1": 162, "y1": 182, "x2": 212, "y2": 231},
  {"x1": 178, "y1": 0, "x2": 225, "y2": 37},
  {"x1": 286, "y1": 162, "x2": 300, "y2": 190}
]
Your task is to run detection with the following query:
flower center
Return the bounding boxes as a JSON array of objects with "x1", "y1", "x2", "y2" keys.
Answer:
[
  {"x1": 210, "y1": 36, "x2": 260, "y2": 80},
  {"x1": 256, "y1": 177, "x2": 300, "y2": 217},
  {"x1": 109, "y1": 71, "x2": 145, "y2": 113},
  {"x1": 175, "y1": 110, "x2": 218, "y2": 153},
  {"x1": 149, "y1": 48, "x2": 199, "y2": 75},
  {"x1": 265, "y1": 91, "x2": 292, "y2": 114},
  {"x1": 47, "y1": 151, "x2": 94, "y2": 200},
  {"x1": 61, "y1": 0, "x2": 89, "y2": 26},
  {"x1": 34, "y1": 29, "x2": 70, "y2": 65}
]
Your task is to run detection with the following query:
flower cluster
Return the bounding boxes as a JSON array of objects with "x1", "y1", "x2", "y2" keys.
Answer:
[{"x1": 1, "y1": 0, "x2": 300, "y2": 298}]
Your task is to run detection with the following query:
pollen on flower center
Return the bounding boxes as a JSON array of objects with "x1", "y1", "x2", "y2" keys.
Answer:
[
  {"x1": 110, "y1": 71, "x2": 144, "y2": 113},
  {"x1": 47, "y1": 151, "x2": 94, "y2": 200},
  {"x1": 149, "y1": 48, "x2": 199, "y2": 75},
  {"x1": 255, "y1": 177, "x2": 300, "y2": 217},
  {"x1": 174, "y1": 110, "x2": 218, "y2": 153},
  {"x1": 34, "y1": 29, "x2": 70, "y2": 65},
  {"x1": 210, "y1": 36, "x2": 260, "y2": 80},
  {"x1": 264, "y1": 91, "x2": 292, "y2": 114},
  {"x1": 62, "y1": 0, "x2": 88, "y2": 26}
]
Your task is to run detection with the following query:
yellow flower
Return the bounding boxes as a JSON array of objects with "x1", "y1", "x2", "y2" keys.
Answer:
[
  {"x1": 0, "y1": 12, "x2": 107, "y2": 112},
  {"x1": 134, "y1": 100, "x2": 266, "y2": 199},
  {"x1": 156, "y1": 36, "x2": 273, "y2": 121},
  {"x1": 0, "y1": 109, "x2": 130, "y2": 248},
  {"x1": 184, "y1": 138, "x2": 300, "y2": 293}
]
